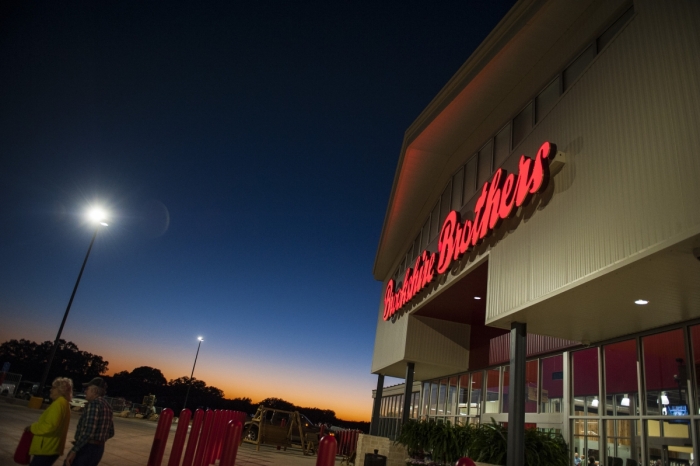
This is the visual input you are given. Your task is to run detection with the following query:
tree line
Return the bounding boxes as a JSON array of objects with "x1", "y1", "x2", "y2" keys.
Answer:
[{"x1": 0, "y1": 339, "x2": 368, "y2": 432}]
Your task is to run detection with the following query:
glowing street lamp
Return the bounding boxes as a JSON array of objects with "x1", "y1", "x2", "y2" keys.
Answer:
[
  {"x1": 183, "y1": 337, "x2": 204, "y2": 411},
  {"x1": 37, "y1": 208, "x2": 109, "y2": 397}
]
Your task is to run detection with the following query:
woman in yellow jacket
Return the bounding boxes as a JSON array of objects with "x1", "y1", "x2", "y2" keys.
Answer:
[{"x1": 24, "y1": 377, "x2": 73, "y2": 466}]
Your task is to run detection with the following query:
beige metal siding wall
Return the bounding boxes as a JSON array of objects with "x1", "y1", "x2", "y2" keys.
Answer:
[
  {"x1": 370, "y1": 308, "x2": 409, "y2": 374},
  {"x1": 487, "y1": 0, "x2": 700, "y2": 322},
  {"x1": 404, "y1": 316, "x2": 470, "y2": 370},
  {"x1": 370, "y1": 312, "x2": 472, "y2": 378}
]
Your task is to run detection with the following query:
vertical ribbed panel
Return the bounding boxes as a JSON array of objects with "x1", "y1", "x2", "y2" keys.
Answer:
[
  {"x1": 404, "y1": 316, "x2": 471, "y2": 370},
  {"x1": 489, "y1": 333, "x2": 579, "y2": 365},
  {"x1": 487, "y1": 0, "x2": 700, "y2": 322},
  {"x1": 371, "y1": 307, "x2": 409, "y2": 374}
]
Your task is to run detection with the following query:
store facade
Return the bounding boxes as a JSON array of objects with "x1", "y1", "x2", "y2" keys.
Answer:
[{"x1": 368, "y1": 0, "x2": 700, "y2": 465}]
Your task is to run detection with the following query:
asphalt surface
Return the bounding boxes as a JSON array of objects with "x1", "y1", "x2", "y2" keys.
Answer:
[{"x1": 0, "y1": 400, "x2": 344, "y2": 465}]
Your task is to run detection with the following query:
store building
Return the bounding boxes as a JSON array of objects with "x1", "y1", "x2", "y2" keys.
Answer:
[{"x1": 368, "y1": 0, "x2": 700, "y2": 465}]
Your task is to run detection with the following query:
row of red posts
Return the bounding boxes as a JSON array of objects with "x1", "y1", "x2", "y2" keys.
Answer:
[
  {"x1": 149, "y1": 412, "x2": 471, "y2": 466},
  {"x1": 147, "y1": 408, "x2": 247, "y2": 466},
  {"x1": 335, "y1": 428, "x2": 361, "y2": 457},
  {"x1": 148, "y1": 408, "x2": 340, "y2": 466}
]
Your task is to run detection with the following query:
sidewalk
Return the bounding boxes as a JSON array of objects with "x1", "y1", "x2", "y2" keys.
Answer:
[{"x1": 0, "y1": 401, "x2": 345, "y2": 465}]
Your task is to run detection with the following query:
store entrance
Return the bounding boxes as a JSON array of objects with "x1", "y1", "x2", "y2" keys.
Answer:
[{"x1": 646, "y1": 420, "x2": 694, "y2": 466}]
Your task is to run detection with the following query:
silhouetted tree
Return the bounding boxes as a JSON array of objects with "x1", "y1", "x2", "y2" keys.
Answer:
[
  {"x1": 0, "y1": 339, "x2": 108, "y2": 387},
  {"x1": 163, "y1": 377, "x2": 225, "y2": 411},
  {"x1": 106, "y1": 366, "x2": 167, "y2": 401},
  {"x1": 298, "y1": 407, "x2": 337, "y2": 425},
  {"x1": 221, "y1": 397, "x2": 254, "y2": 414},
  {"x1": 258, "y1": 397, "x2": 295, "y2": 411}
]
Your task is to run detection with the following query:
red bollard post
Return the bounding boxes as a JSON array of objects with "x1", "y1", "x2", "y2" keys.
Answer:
[
  {"x1": 167, "y1": 409, "x2": 192, "y2": 466},
  {"x1": 350, "y1": 430, "x2": 358, "y2": 456},
  {"x1": 214, "y1": 410, "x2": 230, "y2": 462},
  {"x1": 214, "y1": 410, "x2": 228, "y2": 463},
  {"x1": 340, "y1": 430, "x2": 348, "y2": 456},
  {"x1": 205, "y1": 410, "x2": 223, "y2": 466},
  {"x1": 194, "y1": 410, "x2": 215, "y2": 466},
  {"x1": 220, "y1": 420, "x2": 243, "y2": 466},
  {"x1": 456, "y1": 458, "x2": 477, "y2": 466},
  {"x1": 315, "y1": 435, "x2": 337, "y2": 466},
  {"x1": 182, "y1": 409, "x2": 204, "y2": 466},
  {"x1": 319, "y1": 424, "x2": 324, "y2": 436},
  {"x1": 182, "y1": 409, "x2": 205, "y2": 466},
  {"x1": 147, "y1": 408, "x2": 174, "y2": 466}
]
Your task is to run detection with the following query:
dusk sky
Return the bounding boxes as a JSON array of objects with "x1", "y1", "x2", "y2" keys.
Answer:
[{"x1": 0, "y1": 0, "x2": 515, "y2": 421}]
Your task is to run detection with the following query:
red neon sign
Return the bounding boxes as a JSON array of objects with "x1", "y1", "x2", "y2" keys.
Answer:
[{"x1": 383, "y1": 141, "x2": 556, "y2": 321}]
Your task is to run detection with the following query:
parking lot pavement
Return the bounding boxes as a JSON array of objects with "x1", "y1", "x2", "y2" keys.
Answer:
[{"x1": 0, "y1": 400, "x2": 344, "y2": 465}]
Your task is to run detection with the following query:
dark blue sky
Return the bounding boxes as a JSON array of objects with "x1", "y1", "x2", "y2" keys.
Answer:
[{"x1": 0, "y1": 0, "x2": 515, "y2": 420}]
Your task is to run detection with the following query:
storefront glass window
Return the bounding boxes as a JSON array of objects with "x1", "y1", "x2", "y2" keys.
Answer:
[
  {"x1": 493, "y1": 123, "x2": 511, "y2": 168},
  {"x1": 446, "y1": 377, "x2": 457, "y2": 416},
  {"x1": 646, "y1": 419, "x2": 693, "y2": 465},
  {"x1": 464, "y1": 155, "x2": 477, "y2": 201},
  {"x1": 690, "y1": 325, "x2": 700, "y2": 414},
  {"x1": 440, "y1": 183, "x2": 452, "y2": 228},
  {"x1": 502, "y1": 366, "x2": 510, "y2": 413},
  {"x1": 477, "y1": 140, "x2": 493, "y2": 188},
  {"x1": 501, "y1": 361, "x2": 538, "y2": 413},
  {"x1": 412, "y1": 234, "x2": 420, "y2": 261},
  {"x1": 643, "y1": 329, "x2": 688, "y2": 416},
  {"x1": 526, "y1": 360, "x2": 538, "y2": 413},
  {"x1": 429, "y1": 382, "x2": 438, "y2": 417},
  {"x1": 535, "y1": 76, "x2": 561, "y2": 123},
  {"x1": 485, "y1": 369, "x2": 500, "y2": 414},
  {"x1": 512, "y1": 102, "x2": 533, "y2": 148},
  {"x1": 604, "y1": 339, "x2": 638, "y2": 416},
  {"x1": 421, "y1": 219, "x2": 430, "y2": 250},
  {"x1": 563, "y1": 44, "x2": 595, "y2": 91},
  {"x1": 572, "y1": 348, "x2": 599, "y2": 416},
  {"x1": 458, "y1": 374, "x2": 469, "y2": 417},
  {"x1": 412, "y1": 392, "x2": 420, "y2": 419},
  {"x1": 451, "y1": 168, "x2": 464, "y2": 210},
  {"x1": 605, "y1": 419, "x2": 639, "y2": 465},
  {"x1": 572, "y1": 419, "x2": 600, "y2": 463},
  {"x1": 541, "y1": 354, "x2": 563, "y2": 413},
  {"x1": 421, "y1": 382, "x2": 430, "y2": 418},
  {"x1": 437, "y1": 379, "x2": 447, "y2": 416},
  {"x1": 430, "y1": 202, "x2": 440, "y2": 242},
  {"x1": 470, "y1": 371, "x2": 483, "y2": 417}
]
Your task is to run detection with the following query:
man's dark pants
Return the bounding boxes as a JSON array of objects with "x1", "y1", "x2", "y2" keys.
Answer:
[
  {"x1": 30, "y1": 455, "x2": 59, "y2": 466},
  {"x1": 72, "y1": 444, "x2": 105, "y2": 466}
]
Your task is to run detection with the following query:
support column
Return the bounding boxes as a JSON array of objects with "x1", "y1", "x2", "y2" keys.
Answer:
[
  {"x1": 370, "y1": 373, "x2": 385, "y2": 436},
  {"x1": 401, "y1": 362, "x2": 415, "y2": 425},
  {"x1": 506, "y1": 322, "x2": 526, "y2": 466}
]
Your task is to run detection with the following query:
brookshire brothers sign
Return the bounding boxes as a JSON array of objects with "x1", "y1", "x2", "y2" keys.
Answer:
[{"x1": 383, "y1": 141, "x2": 557, "y2": 321}]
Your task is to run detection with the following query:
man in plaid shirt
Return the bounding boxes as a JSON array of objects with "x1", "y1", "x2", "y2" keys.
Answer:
[{"x1": 65, "y1": 377, "x2": 115, "y2": 466}]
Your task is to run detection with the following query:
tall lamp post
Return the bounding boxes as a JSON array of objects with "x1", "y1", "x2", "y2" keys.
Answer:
[
  {"x1": 183, "y1": 337, "x2": 204, "y2": 411},
  {"x1": 38, "y1": 209, "x2": 108, "y2": 395}
]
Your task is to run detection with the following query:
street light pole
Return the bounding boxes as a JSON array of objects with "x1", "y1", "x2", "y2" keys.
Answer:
[
  {"x1": 38, "y1": 219, "x2": 106, "y2": 393},
  {"x1": 183, "y1": 337, "x2": 203, "y2": 411}
]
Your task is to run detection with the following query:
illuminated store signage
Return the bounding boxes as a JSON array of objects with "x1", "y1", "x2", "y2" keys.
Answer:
[{"x1": 383, "y1": 141, "x2": 557, "y2": 321}]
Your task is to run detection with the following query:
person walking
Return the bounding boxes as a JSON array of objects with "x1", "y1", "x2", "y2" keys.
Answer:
[
  {"x1": 25, "y1": 377, "x2": 73, "y2": 466},
  {"x1": 64, "y1": 377, "x2": 114, "y2": 466}
]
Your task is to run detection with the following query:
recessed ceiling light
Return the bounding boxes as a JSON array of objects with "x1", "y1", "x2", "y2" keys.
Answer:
[
  {"x1": 635, "y1": 299, "x2": 649, "y2": 305},
  {"x1": 474, "y1": 296, "x2": 481, "y2": 300}
]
